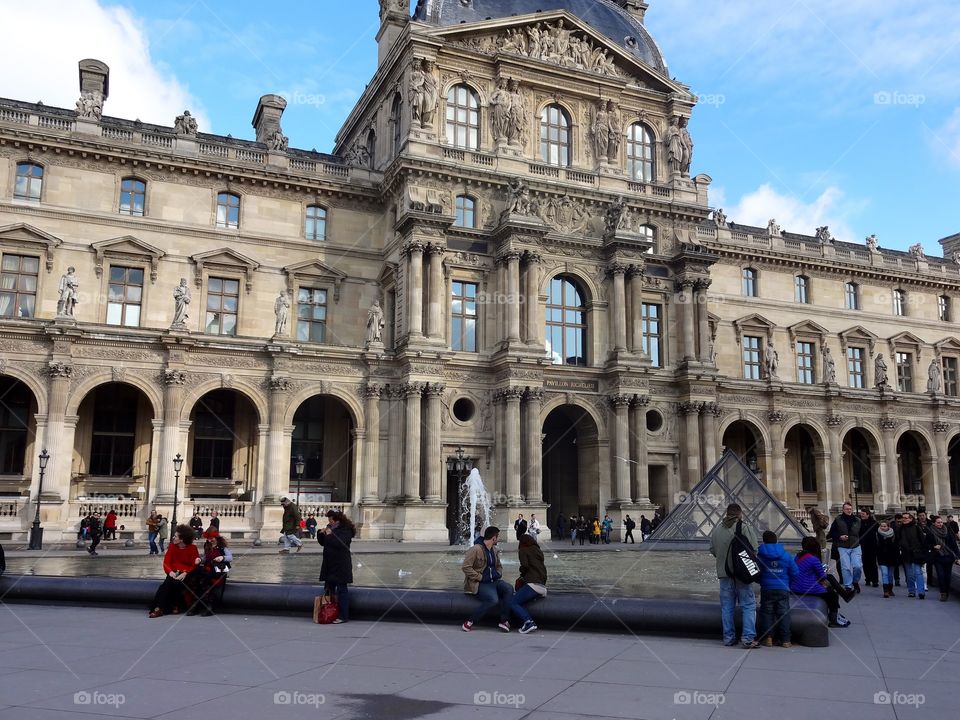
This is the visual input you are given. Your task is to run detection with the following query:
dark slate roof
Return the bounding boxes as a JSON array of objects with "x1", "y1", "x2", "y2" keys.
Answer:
[{"x1": 413, "y1": 0, "x2": 667, "y2": 74}]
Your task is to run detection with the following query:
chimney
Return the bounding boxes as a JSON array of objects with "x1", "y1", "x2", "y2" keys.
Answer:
[
  {"x1": 251, "y1": 94, "x2": 287, "y2": 144},
  {"x1": 615, "y1": 0, "x2": 649, "y2": 24},
  {"x1": 78, "y1": 59, "x2": 110, "y2": 100},
  {"x1": 378, "y1": 0, "x2": 411, "y2": 66}
]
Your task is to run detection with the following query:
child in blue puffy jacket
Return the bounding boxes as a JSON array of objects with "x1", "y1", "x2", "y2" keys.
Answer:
[{"x1": 757, "y1": 530, "x2": 798, "y2": 647}]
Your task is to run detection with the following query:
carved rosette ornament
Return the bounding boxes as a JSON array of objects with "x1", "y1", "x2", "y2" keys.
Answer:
[
  {"x1": 826, "y1": 414, "x2": 843, "y2": 427},
  {"x1": 47, "y1": 361, "x2": 72, "y2": 379},
  {"x1": 164, "y1": 370, "x2": 187, "y2": 386},
  {"x1": 933, "y1": 421, "x2": 950, "y2": 434},
  {"x1": 880, "y1": 418, "x2": 897, "y2": 431},
  {"x1": 269, "y1": 376, "x2": 291, "y2": 393},
  {"x1": 767, "y1": 410, "x2": 786, "y2": 423}
]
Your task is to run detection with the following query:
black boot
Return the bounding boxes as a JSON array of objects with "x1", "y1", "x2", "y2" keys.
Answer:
[
  {"x1": 828, "y1": 610, "x2": 841, "y2": 627},
  {"x1": 883, "y1": 584, "x2": 892, "y2": 598}
]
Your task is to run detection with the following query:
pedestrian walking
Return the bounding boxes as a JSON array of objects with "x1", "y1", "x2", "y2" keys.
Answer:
[
  {"x1": 829, "y1": 502, "x2": 863, "y2": 593},
  {"x1": 87, "y1": 511, "x2": 103, "y2": 556},
  {"x1": 513, "y1": 514, "x2": 527, "y2": 541},
  {"x1": 577, "y1": 516, "x2": 587, "y2": 546},
  {"x1": 318, "y1": 510, "x2": 355, "y2": 623},
  {"x1": 591, "y1": 517, "x2": 601, "y2": 545},
  {"x1": 640, "y1": 515, "x2": 652, "y2": 541},
  {"x1": 157, "y1": 515, "x2": 168, "y2": 552},
  {"x1": 511, "y1": 533, "x2": 547, "y2": 634},
  {"x1": 529, "y1": 514, "x2": 541, "y2": 536},
  {"x1": 461, "y1": 526, "x2": 514, "y2": 632},
  {"x1": 858, "y1": 509, "x2": 879, "y2": 588},
  {"x1": 146, "y1": 511, "x2": 160, "y2": 555},
  {"x1": 876, "y1": 520, "x2": 900, "y2": 598},
  {"x1": 208, "y1": 511, "x2": 220, "y2": 532},
  {"x1": 929, "y1": 515, "x2": 960, "y2": 601},
  {"x1": 709, "y1": 503, "x2": 759, "y2": 648},
  {"x1": 623, "y1": 515, "x2": 636, "y2": 544},
  {"x1": 757, "y1": 530, "x2": 798, "y2": 647},
  {"x1": 279, "y1": 497, "x2": 303, "y2": 553},
  {"x1": 897, "y1": 512, "x2": 929, "y2": 599},
  {"x1": 556, "y1": 512, "x2": 566, "y2": 541}
]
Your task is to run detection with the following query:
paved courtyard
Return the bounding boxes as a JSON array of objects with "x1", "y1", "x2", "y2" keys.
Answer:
[{"x1": 0, "y1": 584, "x2": 957, "y2": 719}]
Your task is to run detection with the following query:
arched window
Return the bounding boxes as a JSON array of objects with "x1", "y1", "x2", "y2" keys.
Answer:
[
  {"x1": 365, "y1": 129, "x2": 376, "y2": 168},
  {"x1": 455, "y1": 195, "x2": 475, "y2": 228},
  {"x1": 119, "y1": 177, "x2": 146, "y2": 216},
  {"x1": 391, "y1": 94, "x2": 403, "y2": 156},
  {"x1": 626, "y1": 123, "x2": 654, "y2": 182},
  {"x1": 216, "y1": 192, "x2": 240, "y2": 229},
  {"x1": 540, "y1": 104, "x2": 571, "y2": 167},
  {"x1": 742, "y1": 267, "x2": 758, "y2": 297},
  {"x1": 445, "y1": 84, "x2": 479, "y2": 150},
  {"x1": 305, "y1": 205, "x2": 327, "y2": 241},
  {"x1": 795, "y1": 275, "x2": 810, "y2": 304},
  {"x1": 546, "y1": 275, "x2": 587, "y2": 366},
  {"x1": 14, "y1": 162, "x2": 43, "y2": 202}
]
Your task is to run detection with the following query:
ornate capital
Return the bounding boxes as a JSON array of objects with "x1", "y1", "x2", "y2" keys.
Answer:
[
  {"x1": 767, "y1": 410, "x2": 786, "y2": 423},
  {"x1": 609, "y1": 393, "x2": 632, "y2": 409},
  {"x1": 502, "y1": 386, "x2": 525, "y2": 402},
  {"x1": 427, "y1": 243, "x2": 446, "y2": 257},
  {"x1": 675, "y1": 278, "x2": 695, "y2": 293},
  {"x1": 694, "y1": 278, "x2": 713, "y2": 292},
  {"x1": 424, "y1": 382, "x2": 446, "y2": 397},
  {"x1": 524, "y1": 387, "x2": 545, "y2": 403},
  {"x1": 606, "y1": 262, "x2": 628, "y2": 277},
  {"x1": 496, "y1": 251, "x2": 522, "y2": 266},
  {"x1": 164, "y1": 369, "x2": 187, "y2": 387},
  {"x1": 47, "y1": 361, "x2": 72, "y2": 379},
  {"x1": 700, "y1": 401, "x2": 721, "y2": 416},
  {"x1": 626, "y1": 263, "x2": 645, "y2": 279},
  {"x1": 403, "y1": 382, "x2": 425, "y2": 398},
  {"x1": 934, "y1": 421, "x2": 950, "y2": 433},
  {"x1": 678, "y1": 401, "x2": 701, "y2": 416},
  {"x1": 632, "y1": 394, "x2": 651, "y2": 407},
  {"x1": 269, "y1": 375, "x2": 291, "y2": 393},
  {"x1": 361, "y1": 383, "x2": 383, "y2": 400},
  {"x1": 825, "y1": 414, "x2": 843, "y2": 427},
  {"x1": 523, "y1": 251, "x2": 543, "y2": 265},
  {"x1": 401, "y1": 240, "x2": 425, "y2": 257}
]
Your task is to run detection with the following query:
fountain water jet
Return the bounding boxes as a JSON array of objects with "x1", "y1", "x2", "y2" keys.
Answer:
[{"x1": 455, "y1": 468, "x2": 493, "y2": 545}]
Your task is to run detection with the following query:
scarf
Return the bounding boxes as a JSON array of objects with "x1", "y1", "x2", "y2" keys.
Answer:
[
  {"x1": 878, "y1": 527, "x2": 894, "y2": 539},
  {"x1": 930, "y1": 524, "x2": 950, "y2": 556}
]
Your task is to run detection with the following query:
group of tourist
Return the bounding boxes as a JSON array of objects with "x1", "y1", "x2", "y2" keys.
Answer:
[
  {"x1": 148, "y1": 526, "x2": 233, "y2": 618},
  {"x1": 77, "y1": 508, "x2": 124, "y2": 556},
  {"x1": 552, "y1": 511, "x2": 659, "y2": 545}
]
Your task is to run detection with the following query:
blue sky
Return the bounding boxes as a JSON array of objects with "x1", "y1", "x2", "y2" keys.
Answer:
[{"x1": 2, "y1": 0, "x2": 959, "y2": 253}]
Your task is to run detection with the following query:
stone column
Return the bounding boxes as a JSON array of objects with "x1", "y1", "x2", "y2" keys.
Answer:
[
  {"x1": 426, "y1": 244, "x2": 445, "y2": 339},
  {"x1": 628, "y1": 265, "x2": 645, "y2": 356},
  {"x1": 630, "y1": 396, "x2": 650, "y2": 502},
  {"x1": 769, "y1": 443, "x2": 787, "y2": 502},
  {"x1": 609, "y1": 263, "x2": 628, "y2": 353},
  {"x1": 424, "y1": 383, "x2": 444, "y2": 502},
  {"x1": 402, "y1": 383, "x2": 424, "y2": 502},
  {"x1": 262, "y1": 375, "x2": 290, "y2": 503},
  {"x1": 881, "y1": 419, "x2": 899, "y2": 512},
  {"x1": 696, "y1": 279, "x2": 712, "y2": 363},
  {"x1": 361, "y1": 384, "x2": 382, "y2": 502},
  {"x1": 610, "y1": 394, "x2": 632, "y2": 502},
  {"x1": 155, "y1": 369, "x2": 186, "y2": 501},
  {"x1": 405, "y1": 241, "x2": 425, "y2": 338},
  {"x1": 43, "y1": 362, "x2": 72, "y2": 501},
  {"x1": 700, "y1": 403, "x2": 719, "y2": 471},
  {"x1": 678, "y1": 280, "x2": 696, "y2": 362},
  {"x1": 502, "y1": 252, "x2": 521, "y2": 343},
  {"x1": 504, "y1": 387, "x2": 523, "y2": 501},
  {"x1": 934, "y1": 423, "x2": 952, "y2": 512},
  {"x1": 385, "y1": 386, "x2": 404, "y2": 500},
  {"x1": 525, "y1": 253, "x2": 541, "y2": 346},
  {"x1": 826, "y1": 416, "x2": 844, "y2": 510},
  {"x1": 679, "y1": 401, "x2": 701, "y2": 490},
  {"x1": 523, "y1": 388, "x2": 544, "y2": 502}
]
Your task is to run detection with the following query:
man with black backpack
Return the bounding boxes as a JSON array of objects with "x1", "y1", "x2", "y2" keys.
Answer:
[{"x1": 709, "y1": 503, "x2": 760, "y2": 648}]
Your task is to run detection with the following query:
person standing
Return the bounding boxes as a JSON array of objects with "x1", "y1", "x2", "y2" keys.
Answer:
[
  {"x1": 208, "y1": 511, "x2": 220, "y2": 532},
  {"x1": 146, "y1": 511, "x2": 160, "y2": 555},
  {"x1": 513, "y1": 514, "x2": 527, "y2": 541},
  {"x1": 756, "y1": 530, "x2": 798, "y2": 647},
  {"x1": 529, "y1": 514, "x2": 541, "y2": 537},
  {"x1": 709, "y1": 503, "x2": 759, "y2": 648},
  {"x1": 279, "y1": 497, "x2": 303, "y2": 553},
  {"x1": 946, "y1": 514, "x2": 959, "y2": 540},
  {"x1": 577, "y1": 516, "x2": 587, "y2": 546},
  {"x1": 876, "y1": 520, "x2": 900, "y2": 598},
  {"x1": 461, "y1": 526, "x2": 514, "y2": 632},
  {"x1": 640, "y1": 515, "x2": 652, "y2": 541},
  {"x1": 156, "y1": 515, "x2": 168, "y2": 552},
  {"x1": 511, "y1": 533, "x2": 547, "y2": 634},
  {"x1": 898, "y1": 512, "x2": 929, "y2": 599},
  {"x1": 929, "y1": 515, "x2": 960, "y2": 601},
  {"x1": 858, "y1": 509, "x2": 879, "y2": 588},
  {"x1": 556, "y1": 513, "x2": 566, "y2": 542},
  {"x1": 601, "y1": 514, "x2": 613, "y2": 544},
  {"x1": 829, "y1": 502, "x2": 862, "y2": 592},
  {"x1": 591, "y1": 517, "x2": 601, "y2": 545},
  {"x1": 623, "y1": 515, "x2": 636, "y2": 544},
  {"x1": 87, "y1": 511, "x2": 103, "y2": 556},
  {"x1": 318, "y1": 510, "x2": 355, "y2": 623},
  {"x1": 103, "y1": 509, "x2": 118, "y2": 541},
  {"x1": 807, "y1": 507, "x2": 829, "y2": 561}
]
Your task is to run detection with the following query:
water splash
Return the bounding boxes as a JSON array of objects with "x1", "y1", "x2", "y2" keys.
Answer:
[{"x1": 454, "y1": 467, "x2": 493, "y2": 545}]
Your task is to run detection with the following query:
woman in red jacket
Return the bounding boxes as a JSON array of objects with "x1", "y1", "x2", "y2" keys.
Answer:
[{"x1": 149, "y1": 525, "x2": 200, "y2": 618}]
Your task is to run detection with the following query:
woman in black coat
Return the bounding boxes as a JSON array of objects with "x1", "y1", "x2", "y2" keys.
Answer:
[
  {"x1": 318, "y1": 510, "x2": 355, "y2": 623},
  {"x1": 858, "y1": 510, "x2": 879, "y2": 588}
]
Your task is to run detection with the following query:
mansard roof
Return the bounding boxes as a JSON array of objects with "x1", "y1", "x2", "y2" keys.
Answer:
[{"x1": 413, "y1": 0, "x2": 667, "y2": 74}]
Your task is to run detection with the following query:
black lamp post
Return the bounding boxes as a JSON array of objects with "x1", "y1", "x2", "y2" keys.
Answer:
[
  {"x1": 851, "y1": 475, "x2": 859, "y2": 512},
  {"x1": 28, "y1": 449, "x2": 50, "y2": 550},
  {"x1": 295, "y1": 454, "x2": 305, "y2": 509},
  {"x1": 170, "y1": 453, "x2": 184, "y2": 541},
  {"x1": 912, "y1": 478, "x2": 923, "y2": 512}
]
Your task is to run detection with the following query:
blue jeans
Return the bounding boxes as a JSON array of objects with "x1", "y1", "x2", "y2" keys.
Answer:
[
  {"x1": 879, "y1": 565, "x2": 894, "y2": 585},
  {"x1": 148, "y1": 532, "x2": 158, "y2": 554},
  {"x1": 510, "y1": 584, "x2": 541, "y2": 624},
  {"x1": 757, "y1": 589, "x2": 791, "y2": 643},
  {"x1": 718, "y1": 577, "x2": 756, "y2": 644},
  {"x1": 325, "y1": 581, "x2": 349, "y2": 621},
  {"x1": 904, "y1": 563, "x2": 924, "y2": 594},
  {"x1": 470, "y1": 579, "x2": 513, "y2": 625},
  {"x1": 838, "y1": 546, "x2": 863, "y2": 587}
]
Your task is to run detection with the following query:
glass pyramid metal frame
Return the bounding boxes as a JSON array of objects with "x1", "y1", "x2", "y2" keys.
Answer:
[{"x1": 648, "y1": 450, "x2": 809, "y2": 544}]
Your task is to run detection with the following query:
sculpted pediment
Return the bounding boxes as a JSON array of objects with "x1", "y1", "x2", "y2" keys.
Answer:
[
  {"x1": 839, "y1": 325, "x2": 878, "y2": 354},
  {"x1": 0, "y1": 222, "x2": 62, "y2": 272},
  {"x1": 888, "y1": 331, "x2": 924, "y2": 357},
  {"x1": 191, "y1": 248, "x2": 260, "y2": 293},
  {"x1": 91, "y1": 235, "x2": 164, "y2": 283},
  {"x1": 787, "y1": 320, "x2": 828, "y2": 342},
  {"x1": 935, "y1": 336, "x2": 960, "y2": 354},
  {"x1": 283, "y1": 259, "x2": 347, "y2": 302}
]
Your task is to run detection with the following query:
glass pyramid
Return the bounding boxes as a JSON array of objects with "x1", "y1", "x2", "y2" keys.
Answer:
[{"x1": 648, "y1": 450, "x2": 809, "y2": 544}]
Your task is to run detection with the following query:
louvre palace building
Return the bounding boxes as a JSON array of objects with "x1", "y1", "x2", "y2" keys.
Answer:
[{"x1": 0, "y1": 0, "x2": 957, "y2": 544}]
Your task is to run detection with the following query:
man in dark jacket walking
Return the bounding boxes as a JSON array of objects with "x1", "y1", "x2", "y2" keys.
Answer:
[
  {"x1": 858, "y1": 509, "x2": 879, "y2": 588},
  {"x1": 898, "y1": 512, "x2": 929, "y2": 598},
  {"x1": 279, "y1": 498, "x2": 303, "y2": 553},
  {"x1": 87, "y1": 511, "x2": 103, "y2": 556},
  {"x1": 829, "y1": 502, "x2": 862, "y2": 592},
  {"x1": 513, "y1": 514, "x2": 527, "y2": 541},
  {"x1": 623, "y1": 515, "x2": 636, "y2": 543}
]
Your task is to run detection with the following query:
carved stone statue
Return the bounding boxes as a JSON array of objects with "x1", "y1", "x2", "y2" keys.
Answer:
[
  {"x1": 764, "y1": 340, "x2": 779, "y2": 379},
  {"x1": 506, "y1": 79, "x2": 525, "y2": 147},
  {"x1": 490, "y1": 78, "x2": 511, "y2": 144},
  {"x1": 591, "y1": 100, "x2": 610, "y2": 163},
  {"x1": 865, "y1": 234, "x2": 879, "y2": 251},
  {"x1": 815, "y1": 225, "x2": 833, "y2": 243},
  {"x1": 366, "y1": 300, "x2": 385, "y2": 345},
  {"x1": 678, "y1": 116, "x2": 694, "y2": 176},
  {"x1": 908, "y1": 242, "x2": 925, "y2": 260},
  {"x1": 75, "y1": 91, "x2": 103, "y2": 121},
  {"x1": 172, "y1": 278, "x2": 191, "y2": 328},
  {"x1": 953, "y1": 250, "x2": 960, "y2": 266},
  {"x1": 605, "y1": 100, "x2": 621, "y2": 160},
  {"x1": 379, "y1": 0, "x2": 408, "y2": 19},
  {"x1": 822, "y1": 345, "x2": 837, "y2": 384},
  {"x1": 713, "y1": 208, "x2": 727, "y2": 227},
  {"x1": 507, "y1": 177, "x2": 532, "y2": 215},
  {"x1": 928, "y1": 358, "x2": 943, "y2": 394},
  {"x1": 667, "y1": 117, "x2": 684, "y2": 176},
  {"x1": 603, "y1": 197, "x2": 628, "y2": 240},
  {"x1": 767, "y1": 218, "x2": 781, "y2": 237},
  {"x1": 174, "y1": 110, "x2": 198, "y2": 136},
  {"x1": 410, "y1": 59, "x2": 438, "y2": 128},
  {"x1": 874, "y1": 353, "x2": 889, "y2": 388},
  {"x1": 56, "y1": 267, "x2": 79, "y2": 317},
  {"x1": 273, "y1": 292, "x2": 290, "y2": 336},
  {"x1": 269, "y1": 129, "x2": 289, "y2": 152}
]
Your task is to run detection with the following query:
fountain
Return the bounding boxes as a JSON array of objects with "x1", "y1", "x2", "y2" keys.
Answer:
[{"x1": 454, "y1": 467, "x2": 493, "y2": 545}]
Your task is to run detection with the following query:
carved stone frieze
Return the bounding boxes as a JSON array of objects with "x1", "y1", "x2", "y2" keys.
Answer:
[{"x1": 164, "y1": 370, "x2": 187, "y2": 386}]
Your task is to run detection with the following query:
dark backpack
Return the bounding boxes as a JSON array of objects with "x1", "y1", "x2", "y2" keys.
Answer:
[{"x1": 725, "y1": 521, "x2": 762, "y2": 584}]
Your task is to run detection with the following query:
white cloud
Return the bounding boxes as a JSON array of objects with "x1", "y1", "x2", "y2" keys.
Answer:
[
  {"x1": 0, "y1": 0, "x2": 207, "y2": 129},
  {"x1": 721, "y1": 183, "x2": 861, "y2": 243}
]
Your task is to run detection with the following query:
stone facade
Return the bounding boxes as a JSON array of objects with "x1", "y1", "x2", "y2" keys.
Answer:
[{"x1": 0, "y1": 2, "x2": 955, "y2": 543}]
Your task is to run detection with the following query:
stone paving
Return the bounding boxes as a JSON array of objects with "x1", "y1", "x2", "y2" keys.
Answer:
[{"x1": 0, "y1": 581, "x2": 957, "y2": 719}]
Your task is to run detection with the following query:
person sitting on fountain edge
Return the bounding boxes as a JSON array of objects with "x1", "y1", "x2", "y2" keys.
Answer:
[{"x1": 461, "y1": 526, "x2": 514, "y2": 632}]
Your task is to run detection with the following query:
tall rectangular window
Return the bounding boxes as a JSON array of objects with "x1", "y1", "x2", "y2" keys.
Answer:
[
  {"x1": 742, "y1": 268, "x2": 757, "y2": 297},
  {"x1": 216, "y1": 192, "x2": 240, "y2": 229},
  {"x1": 939, "y1": 295, "x2": 951, "y2": 322},
  {"x1": 796, "y1": 341, "x2": 816, "y2": 384},
  {"x1": 795, "y1": 275, "x2": 810, "y2": 304},
  {"x1": 742, "y1": 336, "x2": 762, "y2": 380},
  {"x1": 305, "y1": 205, "x2": 326, "y2": 240},
  {"x1": 943, "y1": 357, "x2": 958, "y2": 397},
  {"x1": 0, "y1": 254, "x2": 39, "y2": 318},
  {"x1": 14, "y1": 162, "x2": 43, "y2": 202},
  {"x1": 845, "y1": 282, "x2": 859, "y2": 310},
  {"x1": 896, "y1": 351, "x2": 913, "y2": 392},
  {"x1": 106, "y1": 266, "x2": 143, "y2": 327},
  {"x1": 297, "y1": 287, "x2": 327, "y2": 343},
  {"x1": 847, "y1": 347, "x2": 865, "y2": 389},
  {"x1": 119, "y1": 178, "x2": 146, "y2": 216},
  {"x1": 205, "y1": 277, "x2": 239, "y2": 336},
  {"x1": 893, "y1": 289, "x2": 906, "y2": 317},
  {"x1": 642, "y1": 302, "x2": 663, "y2": 368},
  {"x1": 450, "y1": 281, "x2": 477, "y2": 352},
  {"x1": 455, "y1": 196, "x2": 476, "y2": 228}
]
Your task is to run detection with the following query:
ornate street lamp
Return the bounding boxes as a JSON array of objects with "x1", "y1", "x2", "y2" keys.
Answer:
[
  {"x1": 170, "y1": 453, "x2": 184, "y2": 541},
  {"x1": 295, "y1": 454, "x2": 305, "y2": 509},
  {"x1": 851, "y1": 475, "x2": 859, "y2": 512},
  {"x1": 28, "y1": 449, "x2": 50, "y2": 550}
]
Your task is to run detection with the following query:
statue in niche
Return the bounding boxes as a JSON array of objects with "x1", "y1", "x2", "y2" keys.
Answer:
[
  {"x1": 56, "y1": 267, "x2": 79, "y2": 317},
  {"x1": 822, "y1": 346, "x2": 837, "y2": 384},
  {"x1": 874, "y1": 353, "x2": 889, "y2": 388},
  {"x1": 507, "y1": 177, "x2": 532, "y2": 215},
  {"x1": 591, "y1": 100, "x2": 610, "y2": 162},
  {"x1": 667, "y1": 117, "x2": 684, "y2": 175},
  {"x1": 172, "y1": 278, "x2": 191, "y2": 328},
  {"x1": 410, "y1": 58, "x2": 438, "y2": 128},
  {"x1": 927, "y1": 358, "x2": 943, "y2": 394},
  {"x1": 605, "y1": 101, "x2": 621, "y2": 160},
  {"x1": 490, "y1": 78, "x2": 511, "y2": 143},
  {"x1": 366, "y1": 300, "x2": 385, "y2": 345},
  {"x1": 273, "y1": 292, "x2": 290, "y2": 336},
  {"x1": 506, "y1": 79, "x2": 525, "y2": 147},
  {"x1": 174, "y1": 110, "x2": 198, "y2": 136},
  {"x1": 763, "y1": 339, "x2": 779, "y2": 379},
  {"x1": 678, "y1": 117, "x2": 694, "y2": 176},
  {"x1": 603, "y1": 197, "x2": 628, "y2": 240}
]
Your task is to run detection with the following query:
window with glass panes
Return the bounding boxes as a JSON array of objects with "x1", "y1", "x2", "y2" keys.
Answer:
[
  {"x1": 305, "y1": 205, "x2": 326, "y2": 241},
  {"x1": 445, "y1": 85, "x2": 479, "y2": 150},
  {"x1": 391, "y1": 94, "x2": 402, "y2": 154},
  {"x1": 205, "y1": 277, "x2": 239, "y2": 336},
  {"x1": 639, "y1": 225, "x2": 656, "y2": 254},
  {"x1": 451, "y1": 281, "x2": 477, "y2": 352},
  {"x1": 540, "y1": 105, "x2": 570, "y2": 166},
  {"x1": 297, "y1": 287, "x2": 327, "y2": 343},
  {"x1": 795, "y1": 275, "x2": 810, "y2": 304},
  {"x1": 14, "y1": 162, "x2": 43, "y2": 201},
  {"x1": 796, "y1": 341, "x2": 816, "y2": 384},
  {"x1": 216, "y1": 192, "x2": 240, "y2": 229},
  {"x1": 89, "y1": 384, "x2": 138, "y2": 476},
  {"x1": 893, "y1": 289, "x2": 906, "y2": 316},
  {"x1": 627, "y1": 123, "x2": 654, "y2": 182},
  {"x1": 455, "y1": 196, "x2": 475, "y2": 228},
  {"x1": 641, "y1": 303, "x2": 662, "y2": 367},
  {"x1": 0, "y1": 254, "x2": 39, "y2": 318},
  {"x1": 546, "y1": 276, "x2": 586, "y2": 366},
  {"x1": 192, "y1": 390, "x2": 235, "y2": 478},
  {"x1": 743, "y1": 336, "x2": 762, "y2": 380},
  {"x1": 896, "y1": 351, "x2": 913, "y2": 392},
  {"x1": 0, "y1": 376, "x2": 29, "y2": 475},
  {"x1": 943, "y1": 357, "x2": 958, "y2": 397},
  {"x1": 940, "y1": 295, "x2": 951, "y2": 322},
  {"x1": 106, "y1": 266, "x2": 143, "y2": 327},
  {"x1": 742, "y1": 268, "x2": 757, "y2": 297},
  {"x1": 119, "y1": 178, "x2": 145, "y2": 216},
  {"x1": 847, "y1": 347, "x2": 865, "y2": 388},
  {"x1": 845, "y1": 282, "x2": 859, "y2": 310}
]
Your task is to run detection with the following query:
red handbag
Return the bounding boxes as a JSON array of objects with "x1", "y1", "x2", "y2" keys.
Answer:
[{"x1": 313, "y1": 594, "x2": 339, "y2": 624}]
